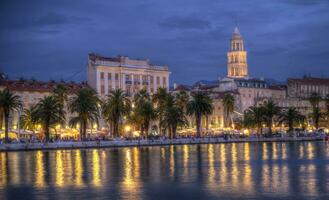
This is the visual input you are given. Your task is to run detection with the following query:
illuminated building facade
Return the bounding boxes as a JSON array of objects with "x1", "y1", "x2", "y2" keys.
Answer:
[{"x1": 87, "y1": 53, "x2": 170, "y2": 98}]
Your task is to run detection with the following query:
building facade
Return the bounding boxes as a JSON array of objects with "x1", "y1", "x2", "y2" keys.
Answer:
[
  {"x1": 0, "y1": 79, "x2": 86, "y2": 135},
  {"x1": 287, "y1": 77, "x2": 329, "y2": 99},
  {"x1": 87, "y1": 53, "x2": 170, "y2": 98}
]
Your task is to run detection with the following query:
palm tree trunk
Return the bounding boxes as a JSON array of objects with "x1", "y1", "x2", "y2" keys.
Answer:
[
  {"x1": 79, "y1": 121, "x2": 83, "y2": 141},
  {"x1": 205, "y1": 116, "x2": 209, "y2": 131},
  {"x1": 45, "y1": 123, "x2": 50, "y2": 142},
  {"x1": 196, "y1": 115, "x2": 201, "y2": 137},
  {"x1": 4, "y1": 112, "x2": 9, "y2": 144},
  {"x1": 140, "y1": 125, "x2": 144, "y2": 138},
  {"x1": 172, "y1": 125, "x2": 177, "y2": 139},
  {"x1": 268, "y1": 120, "x2": 273, "y2": 136},
  {"x1": 82, "y1": 120, "x2": 87, "y2": 141}
]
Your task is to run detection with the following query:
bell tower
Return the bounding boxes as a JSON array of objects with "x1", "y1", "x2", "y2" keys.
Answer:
[{"x1": 227, "y1": 27, "x2": 248, "y2": 78}]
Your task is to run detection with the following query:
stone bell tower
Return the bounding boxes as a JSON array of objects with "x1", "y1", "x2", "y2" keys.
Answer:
[{"x1": 227, "y1": 27, "x2": 248, "y2": 78}]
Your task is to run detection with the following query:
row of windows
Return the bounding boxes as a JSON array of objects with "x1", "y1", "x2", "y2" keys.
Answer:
[
  {"x1": 238, "y1": 82, "x2": 266, "y2": 88},
  {"x1": 231, "y1": 42, "x2": 243, "y2": 51},
  {"x1": 100, "y1": 72, "x2": 167, "y2": 86},
  {"x1": 100, "y1": 72, "x2": 119, "y2": 81}
]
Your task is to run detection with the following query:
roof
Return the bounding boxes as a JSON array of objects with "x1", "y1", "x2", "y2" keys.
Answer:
[
  {"x1": 231, "y1": 27, "x2": 242, "y2": 40},
  {"x1": 173, "y1": 84, "x2": 191, "y2": 92},
  {"x1": 88, "y1": 53, "x2": 121, "y2": 63},
  {"x1": 288, "y1": 77, "x2": 329, "y2": 85},
  {"x1": 88, "y1": 53, "x2": 169, "y2": 71},
  {"x1": 0, "y1": 79, "x2": 88, "y2": 93}
]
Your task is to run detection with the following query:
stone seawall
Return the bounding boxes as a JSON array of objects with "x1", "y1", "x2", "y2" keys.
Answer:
[{"x1": 0, "y1": 136, "x2": 325, "y2": 152}]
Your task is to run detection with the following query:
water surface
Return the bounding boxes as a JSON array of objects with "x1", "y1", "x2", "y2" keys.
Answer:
[{"x1": 0, "y1": 142, "x2": 329, "y2": 200}]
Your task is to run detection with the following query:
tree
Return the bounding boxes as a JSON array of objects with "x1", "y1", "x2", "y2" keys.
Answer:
[
  {"x1": 325, "y1": 94, "x2": 329, "y2": 124},
  {"x1": 309, "y1": 92, "x2": 321, "y2": 108},
  {"x1": 279, "y1": 108, "x2": 305, "y2": 133},
  {"x1": 262, "y1": 100, "x2": 281, "y2": 135},
  {"x1": 309, "y1": 92, "x2": 323, "y2": 129},
  {"x1": 0, "y1": 88, "x2": 22, "y2": 143},
  {"x1": 68, "y1": 88, "x2": 100, "y2": 141},
  {"x1": 175, "y1": 91, "x2": 189, "y2": 113},
  {"x1": 34, "y1": 96, "x2": 65, "y2": 142},
  {"x1": 102, "y1": 89, "x2": 131, "y2": 138},
  {"x1": 310, "y1": 107, "x2": 322, "y2": 130},
  {"x1": 53, "y1": 84, "x2": 68, "y2": 109},
  {"x1": 133, "y1": 90, "x2": 156, "y2": 137},
  {"x1": 243, "y1": 106, "x2": 265, "y2": 134},
  {"x1": 187, "y1": 92, "x2": 213, "y2": 137},
  {"x1": 152, "y1": 88, "x2": 170, "y2": 136},
  {"x1": 160, "y1": 95, "x2": 187, "y2": 138},
  {"x1": 223, "y1": 93, "x2": 235, "y2": 128},
  {"x1": 20, "y1": 105, "x2": 38, "y2": 133}
]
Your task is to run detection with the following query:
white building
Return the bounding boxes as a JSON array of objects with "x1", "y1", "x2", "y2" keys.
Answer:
[{"x1": 87, "y1": 53, "x2": 170, "y2": 97}]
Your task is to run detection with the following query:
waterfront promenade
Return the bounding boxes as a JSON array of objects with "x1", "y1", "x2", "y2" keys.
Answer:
[{"x1": 0, "y1": 136, "x2": 325, "y2": 151}]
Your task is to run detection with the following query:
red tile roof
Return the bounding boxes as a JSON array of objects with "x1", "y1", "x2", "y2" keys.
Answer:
[
  {"x1": 0, "y1": 79, "x2": 88, "y2": 93},
  {"x1": 288, "y1": 77, "x2": 329, "y2": 85}
]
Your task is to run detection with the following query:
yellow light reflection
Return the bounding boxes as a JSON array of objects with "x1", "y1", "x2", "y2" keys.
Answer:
[
  {"x1": 231, "y1": 144, "x2": 238, "y2": 188},
  {"x1": 55, "y1": 151, "x2": 64, "y2": 187},
  {"x1": 272, "y1": 143, "x2": 278, "y2": 160},
  {"x1": 281, "y1": 143, "x2": 287, "y2": 160},
  {"x1": 219, "y1": 144, "x2": 227, "y2": 183},
  {"x1": 74, "y1": 150, "x2": 84, "y2": 187},
  {"x1": 262, "y1": 143, "x2": 268, "y2": 160},
  {"x1": 169, "y1": 146, "x2": 175, "y2": 178},
  {"x1": 299, "y1": 144, "x2": 305, "y2": 159},
  {"x1": 92, "y1": 150, "x2": 101, "y2": 187},
  {"x1": 307, "y1": 143, "x2": 314, "y2": 160},
  {"x1": 121, "y1": 148, "x2": 142, "y2": 200},
  {"x1": 11, "y1": 153, "x2": 19, "y2": 185},
  {"x1": 0, "y1": 153, "x2": 7, "y2": 187},
  {"x1": 208, "y1": 144, "x2": 215, "y2": 184},
  {"x1": 35, "y1": 151, "x2": 45, "y2": 188}
]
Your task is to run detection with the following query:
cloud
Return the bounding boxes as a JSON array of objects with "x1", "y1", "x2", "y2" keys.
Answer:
[
  {"x1": 0, "y1": 12, "x2": 91, "y2": 31},
  {"x1": 159, "y1": 15, "x2": 211, "y2": 30}
]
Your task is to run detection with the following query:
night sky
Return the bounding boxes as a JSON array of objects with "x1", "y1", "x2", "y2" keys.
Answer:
[{"x1": 1, "y1": 0, "x2": 329, "y2": 85}]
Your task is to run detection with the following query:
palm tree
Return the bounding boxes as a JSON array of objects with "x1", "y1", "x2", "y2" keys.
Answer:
[
  {"x1": 53, "y1": 83, "x2": 68, "y2": 108},
  {"x1": 325, "y1": 94, "x2": 329, "y2": 124},
  {"x1": 132, "y1": 89, "x2": 156, "y2": 137},
  {"x1": 34, "y1": 96, "x2": 65, "y2": 142},
  {"x1": 175, "y1": 91, "x2": 189, "y2": 113},
  {"x1": 102, "y1": 89, "x2": 131, "y2": 138},
  {"x1": 310, "y1": 107, "x2": 322, "y2": 130},
  {"x1": 223, "y1": 93, "x2": 235, "y2": 128},
  {"x1": 309, "y1": 92, "x2": 323, "y2": 129},
  {"x1": 0, "y1": 88, "x2": 22, "y2": 143},
  {"x1": 20, "y1": 105, "x2": 38, "y2": 133},
  {"x1": 244, "y1": 106, "x2": 265, "y2": 134},
  {"x1": 187, "y1": 92, "x2": 213, "y2": 137},
  {"x1": 68, "y1": 88, "x2": 100, "y2": 141},
  {"x1": 160, "y1": 95, "x2": 187, "y2": 138},
  {"x1": 309, "y1": 92, "x2": 321, "y2": 108},
  {"x1": 279, "y1": 108, "x2": 305, "y2": 133},
  {"x1": 152, "y1": 87, "x2": 169, "y2": 136},
  {"x1": 262, "y1": 100, "x2": 281, "y2": 135}
]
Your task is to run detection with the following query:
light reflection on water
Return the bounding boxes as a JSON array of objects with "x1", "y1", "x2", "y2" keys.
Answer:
[{"x1": 0, "y1": 141, "x2": 328, "y2": 200}]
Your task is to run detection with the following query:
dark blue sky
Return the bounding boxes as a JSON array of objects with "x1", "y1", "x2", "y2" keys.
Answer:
[{"x1": 1, "y1": 0, "x2": 329, "y2": 85}]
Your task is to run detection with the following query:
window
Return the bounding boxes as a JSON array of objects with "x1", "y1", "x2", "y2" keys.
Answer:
[
  {"x1": 100, "y1": 72, "x2": 104, "y2": 79},
  {"x1": 100, "y1": 85, "x2": 105, "y2": 94},
  {"x1": 115, "y1": 73, "x2": 119, "y2": 81},
  {"x1": 108, "y1": 73, "x2": 111, "y2": 80},
  {"x1": 163, "y1": 77, "x2": 166, "y2": 86},
  {"x1": 156, "y1": 76, "x2": 160, "y2": 85},
  {"x1": 150, "y1": 76, "x2": 154, "y2": 84}
]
